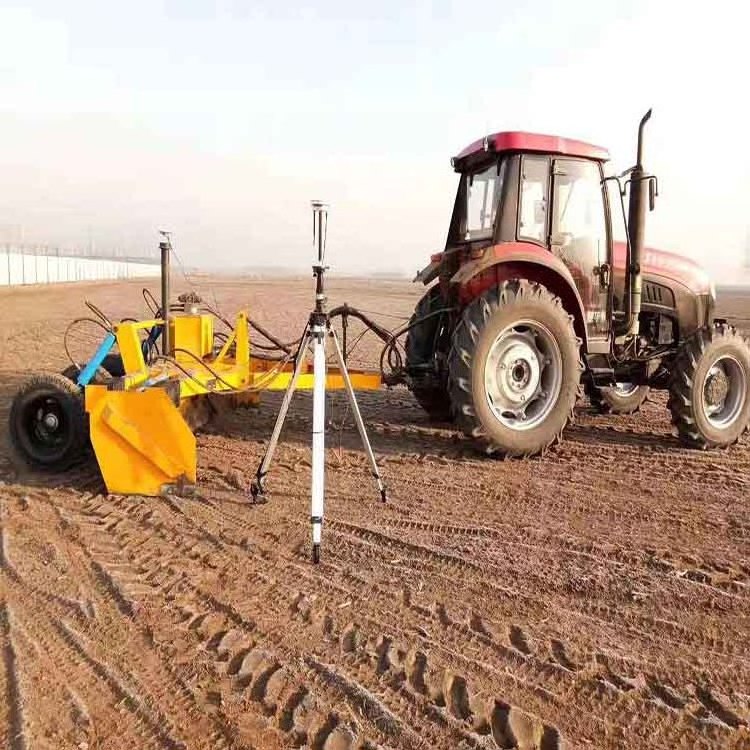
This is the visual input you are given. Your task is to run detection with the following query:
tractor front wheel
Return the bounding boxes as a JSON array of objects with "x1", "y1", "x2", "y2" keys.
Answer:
[
  {"x1": 668, "y1": 324, "x2": 750, "y2": 448},
  {"x1": 8, "y1": 372, "x2": 89, "y2": 471},
  {"x1": 448, "y1": 280, "x2": 583, "y2": 456}
]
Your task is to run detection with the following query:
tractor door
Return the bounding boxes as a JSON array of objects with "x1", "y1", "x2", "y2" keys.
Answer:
[{"x1": 550, "y1": 159, "x2": 610, "y2": 341}]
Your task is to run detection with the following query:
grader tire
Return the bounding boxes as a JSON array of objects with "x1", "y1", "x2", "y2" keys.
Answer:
[
  {"x1": 8, "y1": 372, "x2": 89, "y2": 471},
  {"x1": 448, "y1": 280, "x2": 583, "y2": 457}
]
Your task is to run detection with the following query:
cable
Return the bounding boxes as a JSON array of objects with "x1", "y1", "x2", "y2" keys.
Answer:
[
  {"x1": 63, "y1": 316, "x2": 110, "y2": 370},
  {"x1": 377, "y1": 306, "x2": 456, "y2": 381},
  {"x1": 347, "y1": 307, "x2": 410, "y2": 322},
  {"x1": 169, "y1": 242, "x2": 197, "y2": 290},
  {"x1": 248, "y1": 318, "x2": 302, "y2": 353},
  {"x1": 170, "y1": 348, "x2": 250, "y2": 391},
  {"x1": 153, "y1": 347, "x2": 295, "y2": 395},
  {"x1": 142, "y1": 288, "x2": 160, "y2": 315},
  {"x1": 84, "y1": 300, "x2": 113, "y2": 329}
]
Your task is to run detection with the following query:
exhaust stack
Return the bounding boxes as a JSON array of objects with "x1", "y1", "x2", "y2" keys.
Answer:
[{"x1": 626, "y1": 109, "x2": 654, "y2": 339}]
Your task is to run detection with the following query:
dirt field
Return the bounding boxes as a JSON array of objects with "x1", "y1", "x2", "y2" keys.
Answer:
[{"x1": 1, "y1": 275, "x2": 749, "y2": 750}]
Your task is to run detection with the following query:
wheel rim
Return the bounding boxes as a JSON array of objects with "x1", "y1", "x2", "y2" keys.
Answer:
[
  {"x1": 702, "y1": 355, "x2": 747, "y2": 429},
  {"x1": 20, "y1": 393, "x2": 72, "y2": 461},
  {"x1": 483, "y1": 319, "x2": 563, "y2": 431},
  {"x1": 613, "y1": 382, "x2": 639, "y2": 397}
]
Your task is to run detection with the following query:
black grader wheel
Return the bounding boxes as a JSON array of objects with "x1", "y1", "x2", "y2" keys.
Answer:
[
  {"x1": 8, "y1": 372, "x2": 90, "y2": 471},
  {"x1": 448, "y1": 279, "x2": 583, "y2": 457}
]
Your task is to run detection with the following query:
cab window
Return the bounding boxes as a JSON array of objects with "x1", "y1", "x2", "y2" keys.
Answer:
[
  {"x1": 463, "y1": 160, "x2": 505, "y2": 240},
  {"x1": 551, "y1": 159, "x2": 607, "y2": 263},
  {"x1": 518, "y1": 156, "x2": 549, "y2": 243}
]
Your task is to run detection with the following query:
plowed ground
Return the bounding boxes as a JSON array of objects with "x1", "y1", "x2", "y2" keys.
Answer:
[{"x1": 1, "y1": 276, "x2": 749, "y2": 750}]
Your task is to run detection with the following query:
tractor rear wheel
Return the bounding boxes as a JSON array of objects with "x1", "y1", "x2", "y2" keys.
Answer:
[
  {"x1": 405, "y1": 285, "x2": 453, "y2": 421},
  {"x1": 586, "y1": 381, "x2": 649, "y2": 414},
  {"x1": 668, "y1": 324, "x2": 750, "y2": 448},
  {"x1": 9, "y1": 372, "x2": 89, "y2": 471},
  {"x1": 448, "y1": 280, "x2": 583, "y2": 456}
]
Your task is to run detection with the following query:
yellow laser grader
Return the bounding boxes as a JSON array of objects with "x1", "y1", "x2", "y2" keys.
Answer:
[{"x1": 7, "y1": 234, "x2": 383, "y2": 496}]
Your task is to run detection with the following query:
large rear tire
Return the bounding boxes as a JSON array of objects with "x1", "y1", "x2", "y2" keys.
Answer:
[
  {"x1": 8, "y1": 372, "x2": 89, "y2": 471},
  {"x1": 586, "y1": 380, "x2": 649, "y2": 414},
  {"x1": 448, "y1": 280, "x2": 583, "y2": 456},
  {"x1": 668, "y1": 324, "x2": 750, "y2": 448},
  {"x1": 405, "y1": 285, "x2": 453, "y2": 421}
]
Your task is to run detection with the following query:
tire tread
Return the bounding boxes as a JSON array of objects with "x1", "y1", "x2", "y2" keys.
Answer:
[{"x1": 448, "y1": 279, "x2": 583, "y2": 457}]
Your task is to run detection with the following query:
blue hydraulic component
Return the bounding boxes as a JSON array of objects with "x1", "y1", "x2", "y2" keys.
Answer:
[{"x1": 76, "y1": 332, "x2": 116, "y2": 387}]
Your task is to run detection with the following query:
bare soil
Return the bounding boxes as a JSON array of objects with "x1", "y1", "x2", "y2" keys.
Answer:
[{"x1": 1, "y1": 276, "x2": 749, "y2": 750}]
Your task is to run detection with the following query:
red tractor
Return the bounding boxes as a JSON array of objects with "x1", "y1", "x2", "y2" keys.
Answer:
[{"x1": 405, "y1": 111, "x2": 750, "y2": 454}]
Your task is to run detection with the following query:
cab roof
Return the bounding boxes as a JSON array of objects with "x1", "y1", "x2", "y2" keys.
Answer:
[{"x1": 454, "y1": 131, "x2": 610, "y2": 167}]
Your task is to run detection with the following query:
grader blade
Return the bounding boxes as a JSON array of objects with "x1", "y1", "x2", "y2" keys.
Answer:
[{"x1": 86, "y1": 385, "x2": 196, "y2": 496}]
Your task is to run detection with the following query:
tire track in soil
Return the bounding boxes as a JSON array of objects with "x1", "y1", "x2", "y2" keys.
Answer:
[
  {"x1": 43, "y1": 500, "x2": 252, "y2": 750},
  {"x1": 64, "y1": 488, "x2": 749, "y2": 750},
  {"x1": 52, "y1": 618, "x2": 188, "y2": 750},
  {"x1": 56, "y1": 494, "x2": 393, "y2": 749},
  {"x1": 0, "y1": 604, "x2": 28, "y2": 750},
  {"x1": 3, "y1": 491, "x2": 236, "y2": 750},
  {"x1": 329, "y1": 516, "x2": 750, "y2": 667},
  {"x1": 2, "y1": 549, "x2": 169, "y2": 750},
  {"x1": 320, "y1": 519, "x2": 748, "y2": 748},
  {"x1": 175, "y1": 433, "x2": 750, "y2": 748},
  {"x1": 327, "y1": 505, "x2": 750, "y2": 606},
  {"x1": 344, "y1": 514, "x2": 750, "y2": 596},
  {"x1": 170, "y1": 482, "x2": 750, "y2": 748},
  {"x1": 323, "y1": 514, "x2": 750, "y2": 672},
  {"x1": 60, "y1": 491, "x2": 567, "y2": 750},
  {"x1": 86, "y1": 497, "x2": 482, "y2": 749}
]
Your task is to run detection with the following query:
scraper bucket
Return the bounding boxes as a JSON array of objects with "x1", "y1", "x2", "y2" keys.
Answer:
[{"x1": 86, "y1": 385, "x2": 196, "y2": 496}]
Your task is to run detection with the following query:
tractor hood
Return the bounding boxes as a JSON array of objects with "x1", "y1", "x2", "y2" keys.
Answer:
[{"x1": 613, "y1": 241, "x2": 711, "y2": 296}]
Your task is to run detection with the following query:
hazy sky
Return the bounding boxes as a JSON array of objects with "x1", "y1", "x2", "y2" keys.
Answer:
[{"x1": 1, "y1": 1, "x2": 748, "y2": 277}]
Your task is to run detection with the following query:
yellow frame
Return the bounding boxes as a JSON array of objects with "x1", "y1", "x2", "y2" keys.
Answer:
[{"x1": 87, "y1": 310, "x2": 381, "y2": 496}]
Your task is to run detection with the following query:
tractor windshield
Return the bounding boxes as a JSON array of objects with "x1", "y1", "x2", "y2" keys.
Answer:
[{"x1": 462, "y1": 160, "x2": 505, "y2": 241}]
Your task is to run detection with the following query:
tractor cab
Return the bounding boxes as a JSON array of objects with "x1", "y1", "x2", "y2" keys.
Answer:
[{"x1": 444, "y1": 132, "x2": 615, "y2": 343}]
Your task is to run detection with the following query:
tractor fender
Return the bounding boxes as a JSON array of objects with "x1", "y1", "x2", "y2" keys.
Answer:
[{"x1": 449, "y1": 242, "x2": 589, "y2": 348}]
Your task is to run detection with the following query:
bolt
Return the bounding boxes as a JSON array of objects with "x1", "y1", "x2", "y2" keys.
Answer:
[{"x1": 43, "y1": 413, "x2": 59, "y2": 430}]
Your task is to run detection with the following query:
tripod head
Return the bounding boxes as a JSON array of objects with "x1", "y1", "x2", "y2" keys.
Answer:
[{"x1": 311, "y1": 201, "x2": 329, "y2": 316}]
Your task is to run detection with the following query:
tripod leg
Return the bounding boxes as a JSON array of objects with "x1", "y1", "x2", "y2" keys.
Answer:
[
  {"x1": 310, "y1": 327, "x2": 327, "y2": 563},
  {"x1": 250, "y1": 333, "x2": 310, "y2": 502},
  {"x1": 330, "y1": 329, "x2": 387, "y2": 503}
]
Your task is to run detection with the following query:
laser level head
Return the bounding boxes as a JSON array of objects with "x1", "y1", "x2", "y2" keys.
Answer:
[{"x1": 311, "y1": 201, "x2": 329, "y2": 265}]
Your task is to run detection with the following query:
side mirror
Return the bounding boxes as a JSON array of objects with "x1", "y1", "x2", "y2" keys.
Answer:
[{"x1": 648, "y1": 176, "x2": 659, "y2": 212}]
